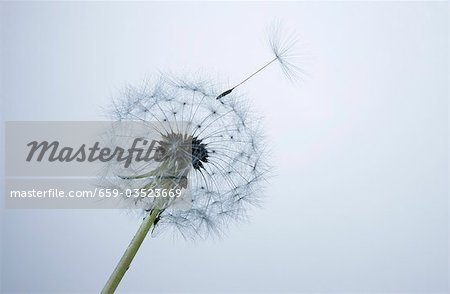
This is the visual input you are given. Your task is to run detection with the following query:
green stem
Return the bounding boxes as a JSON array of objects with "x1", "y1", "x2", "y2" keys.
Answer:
[{"x1": 101, "y1": 208, "x2": 160, "y2": 294}]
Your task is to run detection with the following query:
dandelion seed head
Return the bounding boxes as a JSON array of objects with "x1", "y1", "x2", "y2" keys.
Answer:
[{"x1": 110, "y1": 74, "x2": 268, "y2": 239}]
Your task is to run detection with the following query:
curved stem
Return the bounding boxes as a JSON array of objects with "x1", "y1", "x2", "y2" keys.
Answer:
[{"x1": 101, "y1": 208, "x2": 160, "y2": 293}]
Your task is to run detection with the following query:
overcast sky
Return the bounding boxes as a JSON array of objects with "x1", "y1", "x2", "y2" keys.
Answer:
[{"x1": 1, "y1": 1, "x2": 448, "y2": 293}]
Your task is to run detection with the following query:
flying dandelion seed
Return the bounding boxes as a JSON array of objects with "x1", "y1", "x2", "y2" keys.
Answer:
[
  {"x1": 216, "y1": 22, "x2": 305, "y2": 100},
  {"x1": 101, "y1": 24, "x2": 302, "y2": 293}
]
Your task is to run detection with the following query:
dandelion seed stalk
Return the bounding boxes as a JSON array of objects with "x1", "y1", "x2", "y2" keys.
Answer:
[
  {"x1": 101, "y1": 208, "x2": 160, "y2": 294},
  {"x1": 216, "y1": 57, "x2": 278, "y2": 100}
]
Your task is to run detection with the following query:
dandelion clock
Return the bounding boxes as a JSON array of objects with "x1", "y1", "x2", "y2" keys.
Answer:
[{"x1": 101, "y1": 25, "x2": 302, "y2": 293}]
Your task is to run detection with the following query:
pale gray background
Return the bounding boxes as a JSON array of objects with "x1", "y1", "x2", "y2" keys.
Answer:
[{"x1": 0, "y1": 1, "x2": 448, "y2": 293}]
